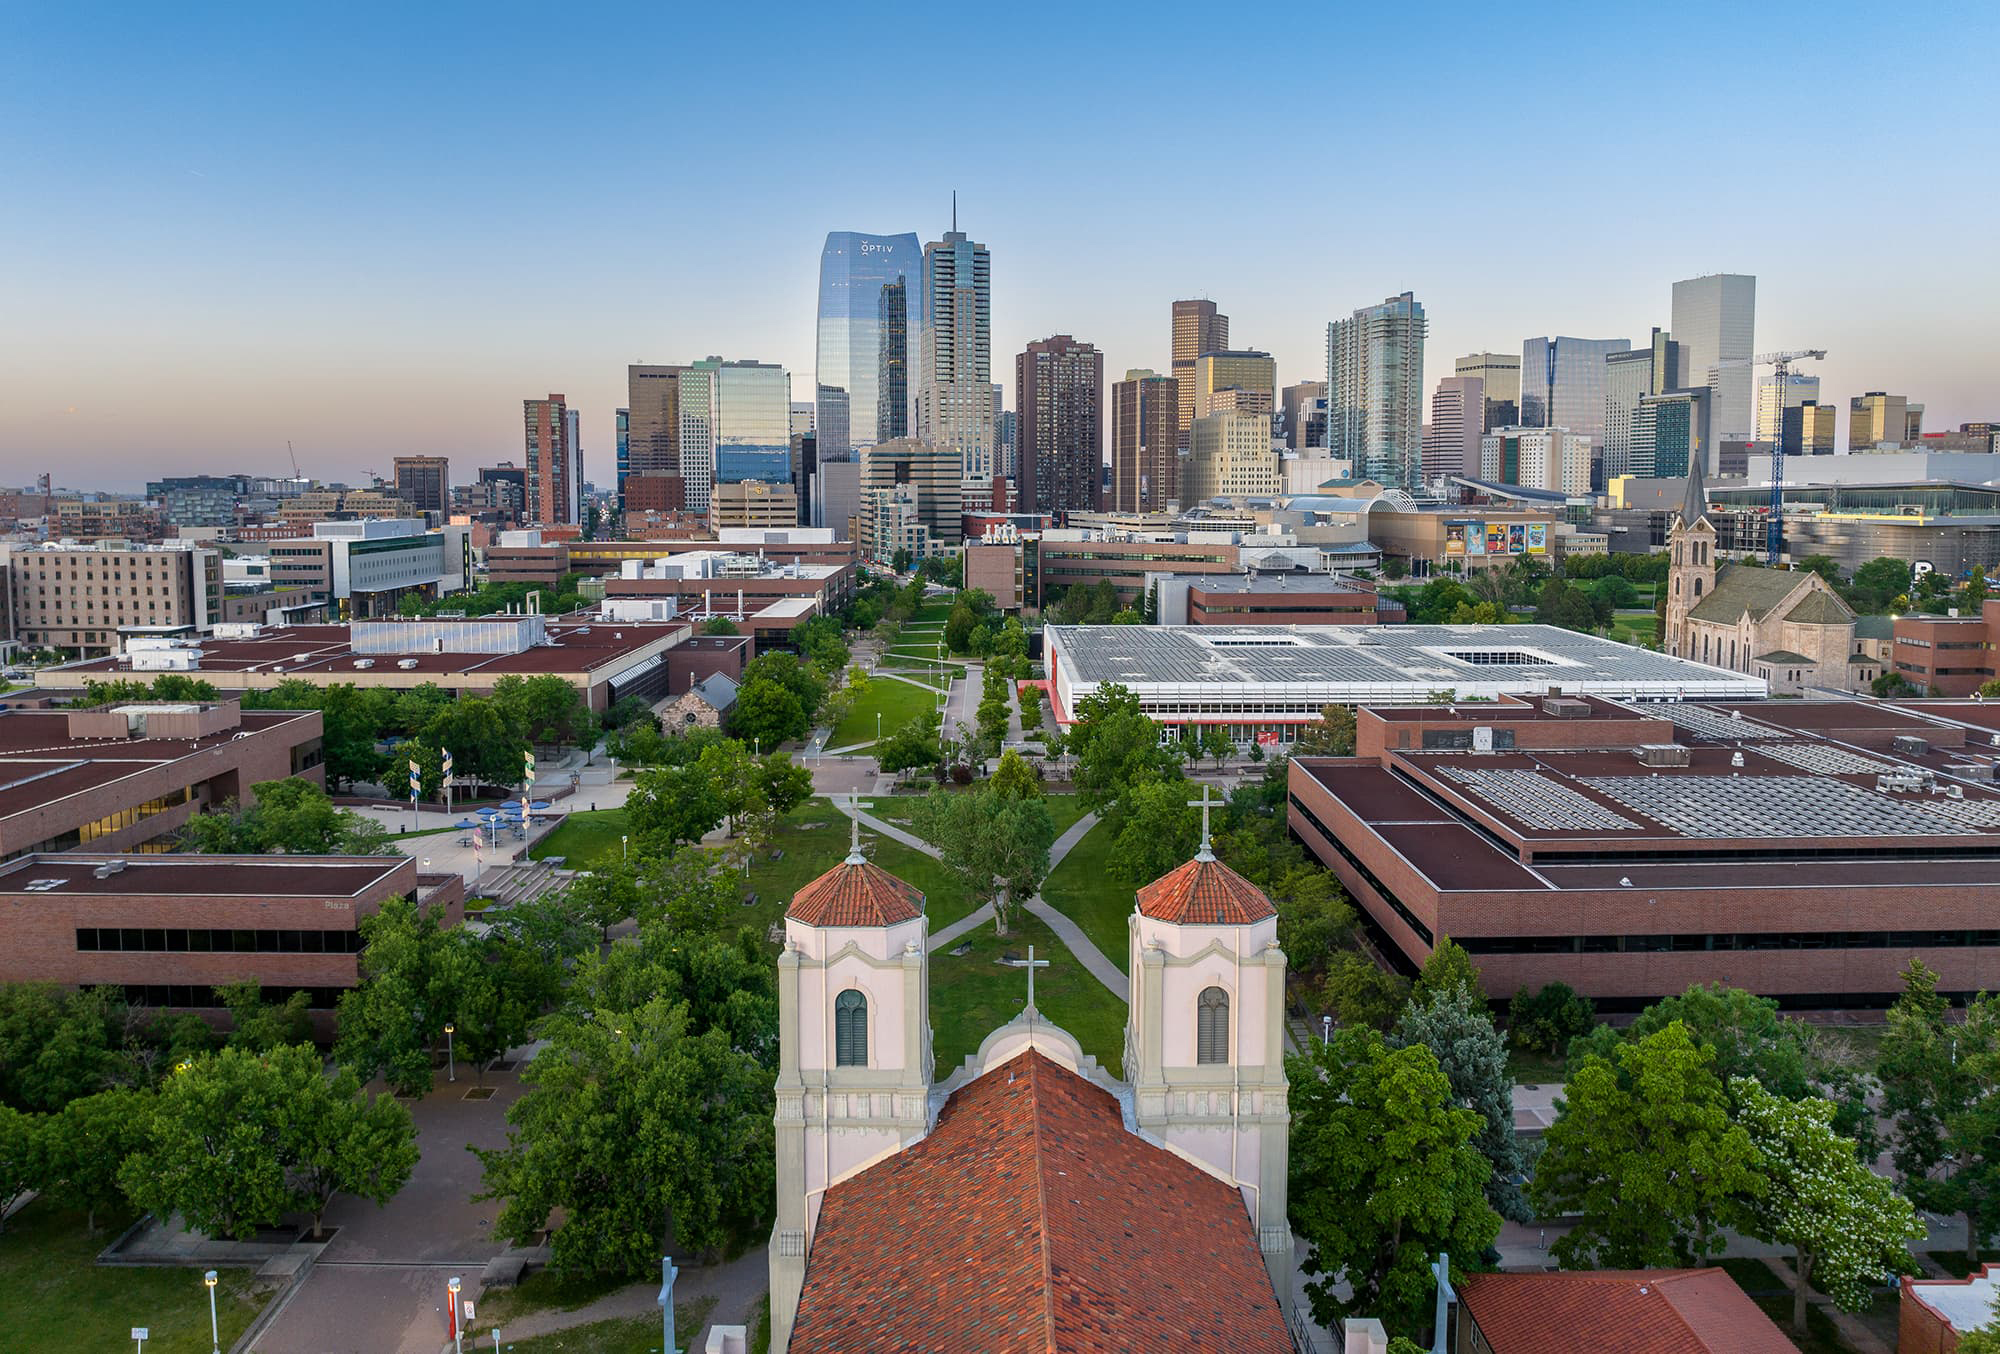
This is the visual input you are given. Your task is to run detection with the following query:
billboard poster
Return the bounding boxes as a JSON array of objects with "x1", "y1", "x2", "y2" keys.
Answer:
[
  {"x1": 1508, "y1": 524, "x2": 1526, "y2": 554},
  {"x1": 1445, "y1": 523, "x2": 1467, "y2": 555},
  {"x1": 1485, "y1": 525, "x2": 1508, "y2": 555},
  {"x1": 1256, "y1": 730, "x2": 1282, "y2": 746},
  {"x1": 1465, "y1": 521, "x2": 1486, "y2": 555},
  {"x1": 1527, "y1": 523, "x2": 1548, "y2": 554}
]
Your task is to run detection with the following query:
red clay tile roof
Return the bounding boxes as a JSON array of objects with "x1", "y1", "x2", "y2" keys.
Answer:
[
  {"x1": 1458, "y1": 1269, "x2": 1795, "y2": 1354},
  {"x1": 1134, "y1": 856, "x2": 1277, "y2": 925},
  {"x1": 789, "y1": 1050, "x2": 1290, "y2": 1353},
  {"x1": 786, "y1": 858, "x2": 924, "y2": 927}
]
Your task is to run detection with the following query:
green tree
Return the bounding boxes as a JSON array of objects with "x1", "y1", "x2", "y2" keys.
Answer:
[
  {"x1": 1879, "y1": 960, "x2": 1999, "y2": 1259},
  {"x1": 876, "y1": 709, "x2": 944, "y2": 777},
  {"x1": 333, "y1": 896, "x2": 462, "y2": 1096},
  {"x1": 626, "y1": 763, "x2": 728, "y2": 850},
  {"x1": 0, "y1": 1106, "x2": 35, "y2": 1234},
  {"x1": 1873, "y1": 671, "x2": 1920, "y2": 697},
  {"x1": 1531, "y1": 1021, "x2": 1763, "y2": 1268},
  {"x1": 753, "y1": 753, "x2": 813, "y2": 816},
  {"x1": 563, "y1": 860, "x2": 644, "y2": 940},
  {"x1": 1065, "y1": 683, "x2": 1179, "y2": 809},
  {"x1": 1412, "y1": 936, "x2": 1481, "y2": 1005},
  {"x1": 1392, "y1": 986, "x2": 1531, "y2": 1222},
  {"x1": 1273, "y1": 868, "x2": 1354, "y2": 981},
  {"x1": 0, "y1": 983, "x2": 122, "y2": 1112},
  {"x1": 1289, "y1": 1028, "x2": 1500, "y2": 1338},
  {"x1": 35, "y1": 1087, "x2": 155, "y2": 1232},
  {"x1": 1848, "y1": 556, "x2": 1913, "y2": 613},
  {"x1": 987, "y1": 747, "x2": 1042, "y2": 800},
  {"x1": 1104, "y1": 779, "x2": 1199, "y2": 885},
  {"x1": 1508, "y1": 982, "x2": 1595, "y2": 1057},
  {"x1": 423, "y1": 697, "x2": 531, "y2": 790},
  {"x1": 1199, "y1": 724, "x2": 1233, "y2": 769},
  {"x1": 220, "y1": 980, "x2": 313, "y2": 1052},
  {"x1": 309, "y1": 683, "x2": 389, "y2": 790},
  {"x1": 280, "y1": 1052, "x2": 419, "y2": 1237},
  {"x1": 474, "y1": 932, "x2": 777, "y2": 1278},
  {"x1": 695, "y1": 740, "x2": 761, "y2": 832},
  {"x1": 181, "y1": 777, "x2": 397, "y2": 856},
  {"x1": 1589, "y1": 574, "x2": 1641, "y2": 609},
  {"x1": 1323, "y1": 952, "x2": 1411, "y2": 1032},
  {"x1": 1729, "y1": 1076, "x2": 1921, "y2": 1333},
  {"x1": 730, "y1": 676, "x2": 808, "y2": 747},
  {"x1": 909, "y1": 786, "x2": 1056, "y2": 935},
  {"x1": 700, "y1": 616, "x2": 740, "y2": 636},
  {"x1": 1293, "y1": 704, "x2": 1357, "y2": 756}
]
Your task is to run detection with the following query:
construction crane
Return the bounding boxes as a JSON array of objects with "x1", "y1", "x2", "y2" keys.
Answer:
[
  {"x1": 1716, "y1": 349, "x2": 1828, "y2": 563},
  {"x1": 286, "y1": 439, "x2": 302, "y2": 482}
]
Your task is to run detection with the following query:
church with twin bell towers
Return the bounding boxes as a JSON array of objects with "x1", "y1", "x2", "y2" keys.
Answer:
[{"x1": 766, "y1": 792, "x2": 1294, "y2": 1352}]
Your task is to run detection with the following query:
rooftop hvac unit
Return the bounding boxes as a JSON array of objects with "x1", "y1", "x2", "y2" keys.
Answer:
[
  {"x1": 397, "y1": 658, "x2": 419, "y2": 670},
  {"x1": 1730, "y1": 751, "x2": 1745, "y2": 768},
  {"x1": 1943, "y1": 762, "x2": 2000, "y2": 782},
  {"x1": 1636, "y1": 744, "x2": 1692, "y2": 768},
  {"x1": 1542, "y1": 696, "x2": 1591, "y2": 718},
  {"x1": 353, "y1": 658, "x2": 375, "y2": 669},
  {"x1": 1893, "y1": 735, "x2": 1932, "y2": 757},
  {"x1": 92, "y1": 860, "x2": 127, "y2": 878}
]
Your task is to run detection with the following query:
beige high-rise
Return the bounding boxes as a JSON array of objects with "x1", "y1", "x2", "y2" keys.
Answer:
[
  {"x1": 1192, "y1": 351, "x2": 1277, "y2": 419},
  {"x1": 1171, "y1": 300, "x2": 1228, "y2": 454},
  {"x1": 1185, "y1": 410, "x2": 1280, "y2": 502},
  {"x1": 1111, "y1": 370, "x2": 1179, "y2": 513}
]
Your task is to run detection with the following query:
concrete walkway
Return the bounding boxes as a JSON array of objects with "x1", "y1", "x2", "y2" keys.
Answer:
[
  {"x1": 478, "y1": 1248, "x2": 768, "y2": 1350},
  {"x1": 832, "y1": 800, "x2": 1128, "y2": 998}
]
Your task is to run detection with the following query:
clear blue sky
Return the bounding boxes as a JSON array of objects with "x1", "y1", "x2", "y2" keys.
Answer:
[{"x1": 3, "y1": 1, "x2": 1996, "y2": 491}]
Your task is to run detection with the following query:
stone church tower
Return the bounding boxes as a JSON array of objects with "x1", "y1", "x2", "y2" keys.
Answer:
[
  {"x1": 1663, "y1": 452, "x2": 1718, "y2": 661},
  {"x1": 769, "y1": 812, "x2": 931, "y2": 1354},
  {"x1": 1124, "y1": 792, "x2": 1292, "y2": 1295}
]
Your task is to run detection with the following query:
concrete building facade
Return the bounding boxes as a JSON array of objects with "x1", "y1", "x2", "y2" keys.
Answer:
[{"x1": 1111, "y1": 369, "x2": 1180, "y2": 514}]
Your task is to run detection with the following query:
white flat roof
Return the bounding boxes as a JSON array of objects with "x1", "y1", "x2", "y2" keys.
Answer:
[
  {"x1": 1910, "y1": 1272, "x2": 2000, "y2": 1333},
  {"x1": 1047, "y1": 624, "x2": 1767, "y2": 701}
]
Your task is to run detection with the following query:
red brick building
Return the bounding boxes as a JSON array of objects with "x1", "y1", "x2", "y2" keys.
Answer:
[
  {"x1": 1288, "y1": 693, "x2": 2000, "y2": 1008},
  {"x1": 0, "y1": 702, "x2": 324, "y2": 860},
  {"x1": 1901, "y1": 1262, "x2": 1999, "y2": 1353},
  {"x1": 1893, "y1": 600, "x2": 2000, "y2": 696},
  {"x1": 0, "y1": 852, "x2": 463, "y2": 1035},
  {"x1": 1456, "y1": 1269, "x2": 1793, "y2": 1353}
]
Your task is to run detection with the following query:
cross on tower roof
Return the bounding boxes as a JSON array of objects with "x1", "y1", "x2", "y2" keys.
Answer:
[
  {"x1": 844, "y1": 795, "x2": 865, "y2": 865},
  {"x1": 1187, "y1": 785, "x2": 1219, "y2": 863}
]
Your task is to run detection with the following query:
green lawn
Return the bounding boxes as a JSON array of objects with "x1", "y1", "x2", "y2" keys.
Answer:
[
  {"x1": 1505, "y1": 1044, "x2": 1568, "y2": 1087},
  {"x1": 1608, "y1": 611, "x2": 1659, "y2": 647},
  {"x1": 930, "y1": 909, "x2": 1126, "y2": 1079},
  {"x1": 1039, "y1": 819, "x2": 1132, "y2": 974},
  {"x1": 872, "y1": 658, "x2": 949, "y2": 686},
  {"x1": 530, "y1": 808, "x2": 633, "y2": 869},
  {"x1": 0, "y1": 1202, "x2": 269, "y2": 1354},
  {"x1": 476, "y1": 1297, "x2": 715, "y2": 1353},
  {"x1": 829, "y1": 677, "x2": 943, "y2": 749}
]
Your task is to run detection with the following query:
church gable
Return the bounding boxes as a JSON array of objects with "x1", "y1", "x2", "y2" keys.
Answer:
[{"x1": 1686, "y1": 564, "x2": 1815, "y2": 626}]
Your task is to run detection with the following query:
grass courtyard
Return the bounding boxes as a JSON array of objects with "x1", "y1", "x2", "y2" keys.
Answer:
[
  {"x1": 929, "y1": 908, "x2": 1126, "y2": 1079},
  {"x1": 828, "y1": 676, "x2": 946, "y2": 750},
  {"x1": 1039, "y1": 818, "x2": 1132, "y2": 974},
  {"x1": 0, "y1": 1203, "x2": 269, "y2": 1354},
  {"x1": 529, "y1": 808, "x2": 632, "y2": 868}
]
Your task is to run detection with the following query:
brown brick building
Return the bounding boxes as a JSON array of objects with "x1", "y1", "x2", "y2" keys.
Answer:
[
  {"x1": 1893, "y1": 599, "x2": 2000, "y2": 696},
  {"x1": 0, "y1": 852, "x2": 462, "y2": 1035},
  {"x1": 6, "y1": 541, "x2": 224, "y2": 656},
  {"x1": 1034, "y1": 537, "x2": 1238, "y2": 608},
  {"x1": 0, "y1": 702, "x2": 324, "y2": 861},
  {"x1": 1148, "y1": 570, "x2": 1393, "y2": 626},
  {"x1": 1289, "y1": 694, "x2": 2000, "y2": 1009}
]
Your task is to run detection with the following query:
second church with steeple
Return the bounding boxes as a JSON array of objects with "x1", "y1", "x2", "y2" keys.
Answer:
[{"x1": 1662, "y1": 456, "x2": 1877, "y2": 694}]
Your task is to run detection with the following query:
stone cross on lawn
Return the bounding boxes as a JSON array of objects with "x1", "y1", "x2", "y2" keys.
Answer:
[
  {"x1": 1020, "y1": 945, "x2": 1050, "y2": 1017},
  {"x1": 1188, "y1": 784, "x2": 1220, "y2": 862}
]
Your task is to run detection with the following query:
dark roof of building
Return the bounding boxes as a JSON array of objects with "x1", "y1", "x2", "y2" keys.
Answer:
[
  {"x1": 786, "y1": 857, "x2": 923, "y2": 928},
  {"x1": 1135, "y1": 855, "x2": 1276, "y2": 925},
  {"x1": 0, "y1": 708, "x2": 318, "y2": 823},
  {"x1": 1753, "y1": 650, "x2": 1813, "y2": 665},
  {"x1": 1853, "y1": 613, "x2": 1897, "y2": 639},
  {"x1": 1458, "y1": 1269, "x2": 1794, "y2": 1354},
  {"x1": 0, "y1": 852, "x2": 410, "y2": 899},
  {"x1": 788, "y1": 1050, "x2": 1290, "y2": 1353}
]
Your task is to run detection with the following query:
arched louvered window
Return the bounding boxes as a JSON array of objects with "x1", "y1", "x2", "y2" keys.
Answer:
[
  {"x1": 1196, "y1": 986, "x2": 1229, "y2": 1065},
  {"x1": 834, "y1": 988, "x2": 867, "y2": 1067}
]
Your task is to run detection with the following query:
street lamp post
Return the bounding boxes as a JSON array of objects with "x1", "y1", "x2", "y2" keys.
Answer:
[
  {"x1": 204, "y1": 1269, "x2": 220, "y2": 1354},
  {"x1": 1321, "y1": 1015, "x2": 1332, "y2": 1046},
  {"x1": 621, "y1": 834, "x2": 628, "y2": 860},
  {"x1": 444, "y1": 1023, "x2": 456, "y2": 1083},
  {"x1": 447, "y1": 1276, "x2": 463, "y2": 1354}
]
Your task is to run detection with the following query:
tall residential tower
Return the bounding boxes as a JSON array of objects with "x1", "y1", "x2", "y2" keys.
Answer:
[
  {"x1": 1111, "y1": 370, "x2": 1179, "y2": 513},
  {"x1": 916, "y1": 209, "x2": 995, "y2": 491},
  {"x1": 1326, "y1": 292, "x2": 1427, "y2": 492},
  {"x1": 1016, "y1": 335, "x2": 1104, "y2": 518}
]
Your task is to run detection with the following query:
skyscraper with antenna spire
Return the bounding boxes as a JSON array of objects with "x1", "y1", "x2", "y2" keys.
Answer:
[{"x1": 916, "y1": 197, "x2": 994, "y2": 491}]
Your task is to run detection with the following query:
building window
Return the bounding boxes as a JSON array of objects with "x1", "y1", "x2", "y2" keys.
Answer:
[
  {"x1": 1196, "y1": 986, "x2": 1229, "y2": 1065},
  {"x1": 834, "y1": 988, "x2": 867, "y2": 1067}
]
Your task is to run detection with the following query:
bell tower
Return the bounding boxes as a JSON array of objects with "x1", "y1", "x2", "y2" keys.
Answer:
[
  {"x1": 1124, "y1": 787, "x2": 1292, "y2": 1296},
  {"x1": 1664, "y1": 452, "x2": 1717, "y2": 660},
  {"x1": 769, "y1": 807, "x2": 931, "y2": 1354}
]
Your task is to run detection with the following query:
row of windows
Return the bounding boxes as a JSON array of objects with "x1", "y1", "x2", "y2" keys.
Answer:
[
  {"x1": 1460, "y1": 930, "x2": 2000, "y2": 955},
  {"x1": 103, "y1": 983, "x2": 344, "y2": 1010},
  {"x1": 77, "y1": 927, "x2": 363, "y2": 954},
  {"x1": 833, "y1": 984, "x2": 1234, "y2": 1066},
  {"x1": 78, "y1": 787, "x2": 194, "y2": 843}
]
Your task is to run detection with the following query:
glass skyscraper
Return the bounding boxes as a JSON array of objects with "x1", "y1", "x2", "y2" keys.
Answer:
[
  {"x1": 1671, "y1": 274, "x2": 1756, "y2": 445},
  {"x1": 1520, "y1": 336, "x2": 1631, "y2": 452},
  {"x1": 703, "y1": 358, "x2": 793, "y2": 486},
  {"x1": 917, "y1": 219, "x2": 994, "y2": 487},
  {"x1": 1326, "y1": 292, "x2": 1426, "y2": 492},
  {"x1": 816, "y1": 231, "x2": 923, "y2": 459}
]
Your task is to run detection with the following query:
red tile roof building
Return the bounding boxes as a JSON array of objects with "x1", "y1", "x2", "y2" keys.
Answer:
[
  {"x1": 1135, "y1": 854, "x2": 1278, "y2": 926},
  {"x1": 788, "y1": 1050, "x2": 1291, "y2": 1352},
  {"x1": 1455, "y1": 1269, "x2": 1795, "y2": 1354}
]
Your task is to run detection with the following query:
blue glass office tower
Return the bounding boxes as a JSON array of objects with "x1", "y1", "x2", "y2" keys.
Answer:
[
  {"x1": 1520, "y1": 336, "x2": 1631, "y2": 451},
  {"x1": 816, "y1": 232, "x2": 923, "y2": 459}
]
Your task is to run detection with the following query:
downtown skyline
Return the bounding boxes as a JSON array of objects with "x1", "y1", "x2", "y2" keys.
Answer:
[{"x1": 4, "y1": 2, "x2": 1996, "y2": 491}]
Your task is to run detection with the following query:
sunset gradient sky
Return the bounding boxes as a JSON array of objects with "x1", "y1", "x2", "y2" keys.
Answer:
[{"x1": 4, "y1": 1, "x2": 1996, "y2": 490}]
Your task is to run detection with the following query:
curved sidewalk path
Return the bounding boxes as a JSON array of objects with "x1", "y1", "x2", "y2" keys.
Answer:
[{"x1": 832, "y1": 800, "x2": 1125, "y2": 999}]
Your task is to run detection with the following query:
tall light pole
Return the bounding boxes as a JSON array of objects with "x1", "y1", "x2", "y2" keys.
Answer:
[
  {"x1": 621, "y1": 834, "x2": 628, "y2": 860},
  {"x1": 447, "y1": 1276, "x2": 463, "y2": 1354},
  {"x1": 204, "y1": 1270, "x2": 219, "y2": 1354},
  {"x1": 443, "y1": 1023, "x2": 456, "y2": 1083}
]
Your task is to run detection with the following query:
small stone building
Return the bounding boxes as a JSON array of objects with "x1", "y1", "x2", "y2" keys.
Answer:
[{"x1": 659, "y1": 673, "x2": 737, "y2": 731}]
